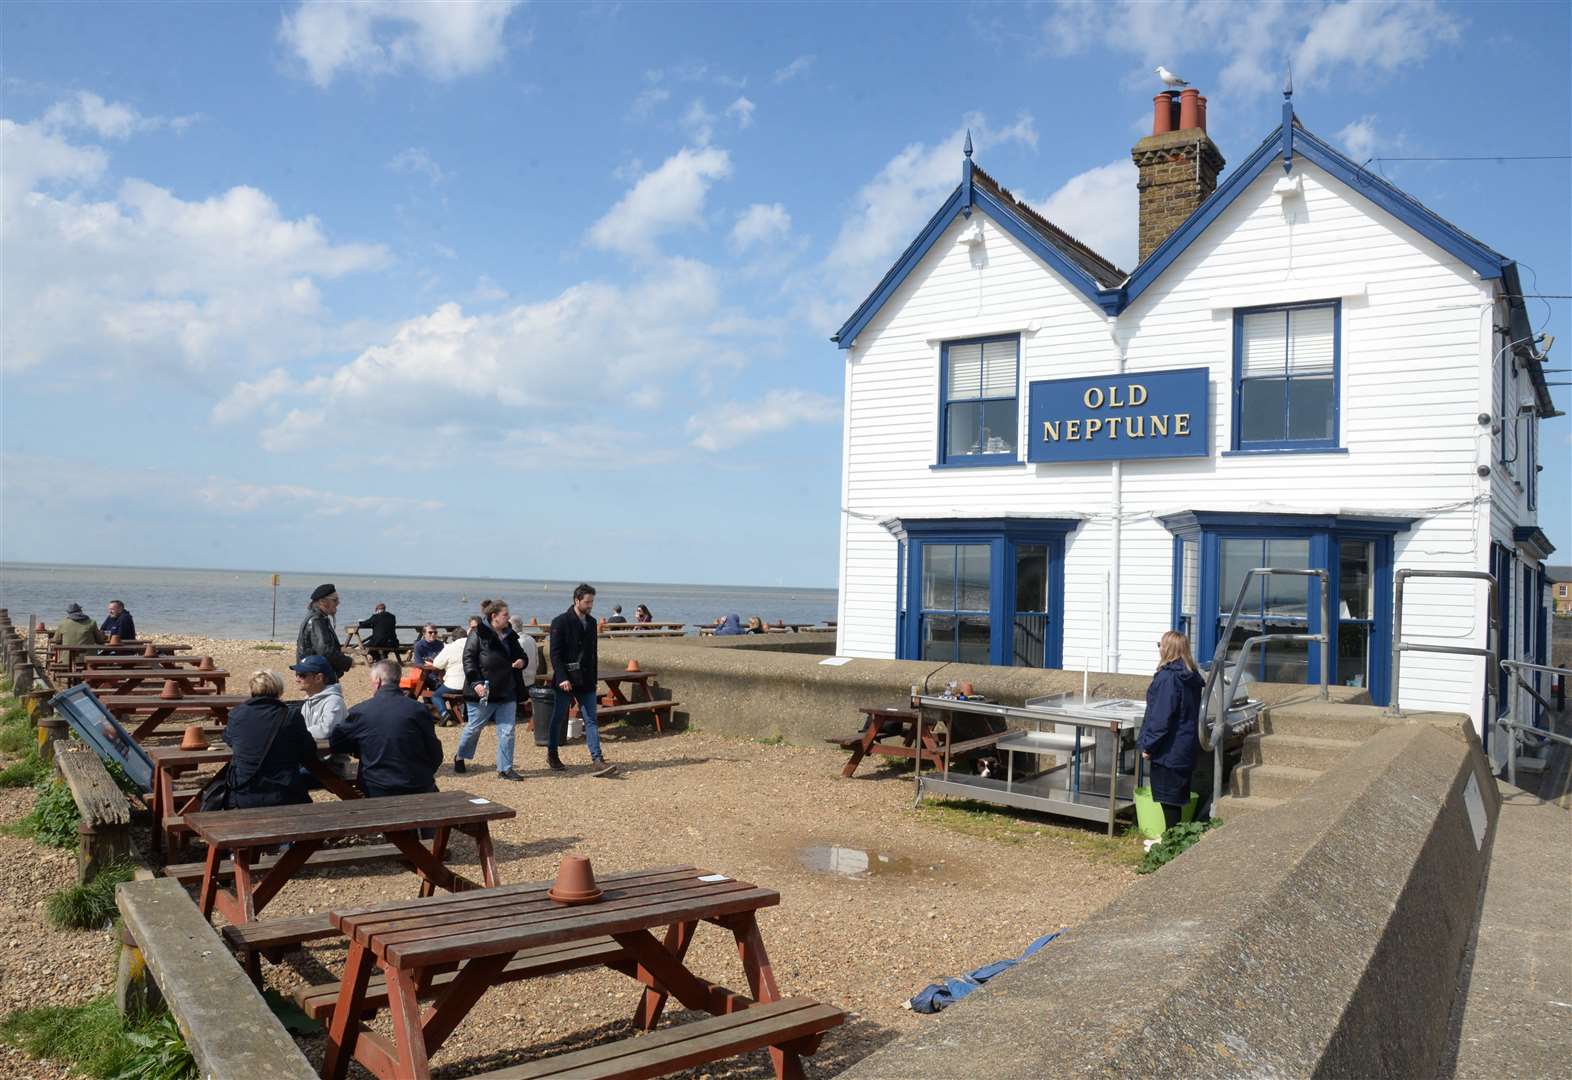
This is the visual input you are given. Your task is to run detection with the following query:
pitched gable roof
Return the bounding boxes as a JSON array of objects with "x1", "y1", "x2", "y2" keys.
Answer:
[{"x1": 969, "y1": 164, "x2": 1126, "y2": 287}]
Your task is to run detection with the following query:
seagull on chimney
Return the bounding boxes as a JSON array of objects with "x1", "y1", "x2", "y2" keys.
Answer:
[{"x1": 1155, "y1": 66, "x2": 1190, "y2": 88}]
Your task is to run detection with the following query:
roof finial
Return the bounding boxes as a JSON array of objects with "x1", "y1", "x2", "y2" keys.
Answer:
[
  {"x1": 963, "y1": 129, "x2": 973, "y2": 159},
  {"x1": 1283, "y1": 60, "x2": 1293, "y2": 100}
]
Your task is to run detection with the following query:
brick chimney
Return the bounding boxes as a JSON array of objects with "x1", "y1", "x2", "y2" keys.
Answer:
[{"x1": 1132, "y1": 88, "x2": 1225, "y2": 262}]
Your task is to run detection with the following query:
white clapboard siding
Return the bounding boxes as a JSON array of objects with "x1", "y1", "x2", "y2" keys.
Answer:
[{"x1": 837, "y1": 158, "x2": 1533, "y2": 726}]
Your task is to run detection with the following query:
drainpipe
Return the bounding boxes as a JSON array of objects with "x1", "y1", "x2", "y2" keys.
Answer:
[{"x1": 1107, "y1": 315, "x2": 1125, "y2": 675}]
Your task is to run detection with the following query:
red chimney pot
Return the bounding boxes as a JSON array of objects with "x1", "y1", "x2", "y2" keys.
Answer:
[
  {"x1": 1179, "y1": 88, "x2": 1201, "y2": 130},
  {"x1": 1197, "y1": 95, "x2": 1208, "y2": 132},
  {"x1": 1152, "y1": 92, "x2": 1176, "y2": 135}
]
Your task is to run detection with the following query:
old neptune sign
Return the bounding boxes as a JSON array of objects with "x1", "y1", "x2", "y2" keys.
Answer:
[{"x1": 1026, "y1": 368, "x2": 1210, "y2": 463}]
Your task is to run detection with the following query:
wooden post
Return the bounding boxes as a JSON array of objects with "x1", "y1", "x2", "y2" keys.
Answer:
[{"x1": 37, "y1": 715, "x2": 68, "y2": 762}]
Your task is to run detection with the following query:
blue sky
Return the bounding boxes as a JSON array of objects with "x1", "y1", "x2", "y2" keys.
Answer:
[{"x1": 2, "y1": 0, "x2": 1567, "y2": 587}]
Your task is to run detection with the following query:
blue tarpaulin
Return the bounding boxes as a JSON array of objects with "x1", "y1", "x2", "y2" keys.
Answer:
[{"x1": 907, "y1": 929, "x2": 1064, "y2": 1014}]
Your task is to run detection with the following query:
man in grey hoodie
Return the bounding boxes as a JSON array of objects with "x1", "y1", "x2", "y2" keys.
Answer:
[{"x1": 291, "y1": 655, "x2": 347, "y2": 739}]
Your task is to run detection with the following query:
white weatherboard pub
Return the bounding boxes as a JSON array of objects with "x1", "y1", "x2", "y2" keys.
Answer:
[{"x1": 831, "y1": 84, "x2": 1557, "y2": 742}]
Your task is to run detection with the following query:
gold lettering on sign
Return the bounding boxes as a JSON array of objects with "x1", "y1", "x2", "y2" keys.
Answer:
[
  {"x1": 1108, "y1": 385, "x2": 1126, "y2": 408},
  {"x1": 1086, "y1": 418, "x2": 1103, "y2": 438},
  {"x1": 1128, "y1": 416, "x2": 1145, "y2": 437},
  {"x1": 1083, "y1": 387, "x2": 1104, "y2": 409},
  {"x1": 1151, "y1": 415, "x2": 1169, "y2": 437},
  {"x1": 1065, "y1": 419, "x2": 1081, "y2": 441},
  {"x1": 1130, "y1": 384, "x2": 1148, "y2": 407},
  {"x1": 1043, "y1": 420, "x2": 1060, "y2": 441},
  {"x1": 1107, "y1": 417, "x2": 1123, "y2": 438},
  {"x1": 1174, "y1": 413, "x2": 1191, "y2": 436}
]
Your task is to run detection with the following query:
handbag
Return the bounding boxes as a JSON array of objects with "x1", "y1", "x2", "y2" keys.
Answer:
[{"x1": 196, "y1": 703, "x2": 293, "y2": 812}]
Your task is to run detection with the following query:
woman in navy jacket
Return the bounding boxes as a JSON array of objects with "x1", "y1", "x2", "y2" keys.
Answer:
[{"x1": 1139, "y1": 630, "x2": 1204, "y2": 829}]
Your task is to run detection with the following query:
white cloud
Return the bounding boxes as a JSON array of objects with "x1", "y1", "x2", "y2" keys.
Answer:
[
  {"x1": 228, "y1": 258, "x2": 752, "y2": 456},
  {"x1": 630, "y1": 85, "x2": 671, "y2": 118},
  {"x1": 1037, "y1": 159, "x2": 1137, "y2": 272},
  {"x1": 682, "y1": 100, "x2": 716, "y2": 145},
  {"x1": 387, "y1": 146, "x2": 447, "y2": 184},
  {"x1": 1, "y1": 115, "x2": 388, "y2": 374},
  {"x1": 278, "y1": 0, "x2": 523, "y2": 87},
  {"x1": 730, "y1": 203, "x2": 791, "y2": 252},
  {"x1": 587, "y1": 145, "x2": 732, "y2": 258},
  {"x1": 725, "y1": 96, "x2": 756, "y2": 129},
  {"x1": 41, "y1": 91, "x2": 194, "y2": 139},
  {"x1": 197, "y1": 479, "x2": 442, "y2": 515},
  {"x1": 1336, "y1": 116, "x2": 1380, "y2": 162},
  {"x1": 687, "y1": 389, "x2": 840, "y2": 450},
  {"x1": 1037, "y1": 0, "x2": 1461, "y2": 95},
  {"x1": 210, "y1": 368, "x2": 294, "y2": 424},
  {"x1": 772, "y1": 55, "x2": 815, "y2": 84},
  {"x1": 823, "y1": 115, "x2": 1037, "y2": 284}
]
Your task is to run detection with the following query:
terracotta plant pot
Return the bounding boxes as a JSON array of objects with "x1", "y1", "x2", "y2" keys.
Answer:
[
  {"x1": 197, "y1": 656, "x2": 216, "y2": 672},
  {"x1": 143, "y1": 643, "x2": 158, "y2": 657},
  {"x1": 160, "y1": 679, "x2": 183, "y2": 700},
  {"x1": 626, "y1": 659, "x2": 640, "y2": 672},
  {"x1": 180, "y1": 723, "x2": 209, "y2": 751},
  {"x1": 959, "y1": 682, "x2": 975, "y2": 697},
  {"x1": 107, "y1": 634, "x2": 122, "y2": 646},
  {"x1": 547, "y1": 854, "x2": 603, "y2": 905}
]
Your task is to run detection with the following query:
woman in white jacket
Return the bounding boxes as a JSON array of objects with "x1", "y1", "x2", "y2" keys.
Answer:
[{"x1": 428, "y1": 620, "x2": 478, "y2": 725}]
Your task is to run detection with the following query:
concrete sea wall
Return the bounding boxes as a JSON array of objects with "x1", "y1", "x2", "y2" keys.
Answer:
[{"x1": 837, "y1": 718, "x2": 1498, "y2": 1079}]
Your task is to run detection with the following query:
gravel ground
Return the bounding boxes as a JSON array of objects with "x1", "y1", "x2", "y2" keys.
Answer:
[{"x1": 2, "y1": 637, "x2": 1142, "y2": 1078}]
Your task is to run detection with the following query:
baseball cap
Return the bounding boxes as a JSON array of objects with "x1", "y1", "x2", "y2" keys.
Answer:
[{"x1": 290, "y1": 655, "x2": 333, "y2": 678}]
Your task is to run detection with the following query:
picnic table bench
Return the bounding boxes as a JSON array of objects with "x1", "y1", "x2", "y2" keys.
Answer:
[
  {"x1": 185, "y1": 790, "x2": 514, "y2": 927},
  {"x1": 316, "y1": 865, "x2": 842, "y2": 1080},
  {"x1": 96, "y1": 692, "x2": 248, "y2": 741},
  {"x1": 833, "y1": 702, "x2": 1008, "y2": 778},
  {"x1": 600, "y1": 621, "x2": 685, "y2": 634},
  {"x1": 50, "y1": 642, "x2": 189, "y2": 672},
  {"x1": 73, "y1": 667, "x2": 229, "y2": 695},
  {"x1": 81, "y1": 653, "x2": 211, "y2": 670},
  {"x1": 596, "y1": 668, "x2": 678, "y2": 733}
]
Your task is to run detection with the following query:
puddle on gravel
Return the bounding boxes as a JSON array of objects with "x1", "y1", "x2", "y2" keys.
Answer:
[{"x1": 798, "y1": 845, "x2": 950, "y2": 879}]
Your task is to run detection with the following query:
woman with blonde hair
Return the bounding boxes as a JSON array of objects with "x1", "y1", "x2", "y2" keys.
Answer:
[
  {"x1": 221, "y1": 670, "x2": 318, "y2": 809},
  {"x1": 1138, "y1": 630, "x2": 1204, "y2": 830}
]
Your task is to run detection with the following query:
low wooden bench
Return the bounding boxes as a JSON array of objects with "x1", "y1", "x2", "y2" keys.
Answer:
[
  {"x1": 116, "y1": 878, "x2": 316, "y2": 1079},
  {"x1": 55, "y1": 746, "x2": 133, "y2": 884},
  {"x1": 596, "y1": 700, "x2": 680, "y2": 731},
  {"x1": 163, "y1": 841, "x2": 408, "y2": 886},
  {"x1": 295, "y1": 937, "x2": 630, "y2": 1021},
  {"x1": 472, "y1": 997, "x2": 844, "y2": 1079}
]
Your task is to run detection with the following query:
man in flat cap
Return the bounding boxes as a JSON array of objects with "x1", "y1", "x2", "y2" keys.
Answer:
[
  {"x1": 296, "y1": 584, "x2": 352, "y2": 677},
  {"x1": 57, "y1": 602, "x2": 107, "y2": 648}
]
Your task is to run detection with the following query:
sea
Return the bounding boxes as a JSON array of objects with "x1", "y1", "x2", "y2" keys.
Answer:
[{"x1": 0, "y1": 563, "x2": 838, "y2": 641}]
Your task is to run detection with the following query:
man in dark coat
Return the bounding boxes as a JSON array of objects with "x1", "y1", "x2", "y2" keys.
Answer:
[
  {"x1": 330, "y1": 659, "x2": 443, "y2": 798},
  {"x1": 296, "y1": 583, "x2": 352, "y2": 676},
  {"x1": 547, "y1": 583, "x2": 614, "y2": 776},
  {"x1": 56, "y1": 603, "x2": 106, "y2": 648},
  {"x1": 358, "y1": 603, "x2": 401, "y2": 661},
  {"x1": 101, "y1": 600, "x2": 136, "y2": 640}
]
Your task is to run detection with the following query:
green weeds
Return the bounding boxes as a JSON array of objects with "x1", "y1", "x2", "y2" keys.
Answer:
[
  {"x1": 1136, "y1": 817, "x2": 1222, "y2": 875},
  {"x1": 8, "y1": 779, "x2": 81, "y2": 848},
  {"x1": 0, "y1": 994, "x2": 195, "y2": 1080},
  {"x1": 46, "y1": 862, "x2": 136, "y2": 930},
  {"x1": 918, "y1": 797, "x2": 1145, "y2": 868}
]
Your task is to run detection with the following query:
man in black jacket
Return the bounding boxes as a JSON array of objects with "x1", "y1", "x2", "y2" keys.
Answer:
[
  {"x1": 358, "y1": 603, "x2": 400, "y2": 661},
  {"x1": 547, "y1": 583, "x2": 615, "y2": 776},
  {"x1": 456, "y1": 600, "x2": 526, "y2": 780},
  {"x1": 330, "y1": 659, "x2": 443, "y2": 798},
  {"x1": 296, "y1": 584, "x2": 353, "y2": 677}
]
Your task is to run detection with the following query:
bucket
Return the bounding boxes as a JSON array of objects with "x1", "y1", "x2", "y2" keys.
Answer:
[{"x1": 1134, "y1": 788, "x2": 1200, "y2": 840}]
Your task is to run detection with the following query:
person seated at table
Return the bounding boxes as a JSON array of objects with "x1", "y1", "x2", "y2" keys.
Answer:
[
  {"x1": 428, "y1": 623, "x2": 474, "y2": 726},
  {"x1": 713, "y1": 613, "x2": 745, "y2": 636},
  {"x1": 358, "y1": 603, "x2": 400, "y2": 661},
  {"x1": 606, "y1": 605, "x2": 627, "y2": 624},
  {"x1": 634, "y1": 604, "x2": 653, "y2": 624},
  {"x1": 744, "y1": 615, "x2": 767, "y2": 635},
  {"x1": 330, "y1": 659, "x2": 444, "y2": 798},
  {"x1": 225, "y1": 670, "x2": 318, "y2": 810},
  {"x1": 57, "y1": 603, "x2": 106, "y2": 648},
  {"x1": 100, "y1": 599, "x2": 136, "y2": 641},
  {"x1": 290, "y1": 654, "x2": 346, "y2": 739},
  {"x1": 411, "y1": 622, "x2": 444, "y2": 698}
]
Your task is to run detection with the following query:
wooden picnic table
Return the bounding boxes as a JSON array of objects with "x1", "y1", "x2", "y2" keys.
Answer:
[
  {"x1": 146, "y1": 742, "x2": 358, "y2": 860},
  {"x1": 600, "y1": 621, "x2": 686, "y2": 632},
  {"x1": 81, "y1": 654, "x2": 213, "y2": 670},
  {"x1": 319, "y1": 865, "x2": 840, "y2": 1080},
  {"x1": 835, "y1": 702, "x2": 1007, "y2": 778},
  {"x1": 51, "y1": 642, "x2": 190, "y2": 671},
  {"x1": 186, "y1": 790, "x2": 514, "y2": 928},
  {"x1": 96, "y1": 693, "x2": 248, "y2": 741},
  {"x1": 597, "y1": 668, "x2": 677, "y2": 733},
  {"x1": 73, "y1": 668, "x2": 229, "y2": 695}
]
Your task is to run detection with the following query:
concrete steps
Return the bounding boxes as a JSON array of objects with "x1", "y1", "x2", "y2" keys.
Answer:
[
  {"x1": 1229, "y1": 762, "x2": 1322, "y2": 800},
  {"x1": 1213, "y1": 794, "x2": 1284, "y2": 818},
  {"x1": 1258, "y1": 706, "x2": 1405, "y2": 741},
  {"x1": 1240, "y1": 732, "x2": 1364, "y2": 772}
]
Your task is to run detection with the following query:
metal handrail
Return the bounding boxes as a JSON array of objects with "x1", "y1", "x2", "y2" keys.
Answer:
[
  {"x1": 1199, "y1": 567, "x2": 1329, "y2": 812},
  {"x1": 1386, "y1": 570, "x2": 1498, "y2": 730},
  {"x1": 1500, "y1": 659, "x2": 1572, "y2": 786}
]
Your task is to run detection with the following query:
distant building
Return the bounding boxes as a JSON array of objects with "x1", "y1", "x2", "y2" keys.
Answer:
[
  {"x1": 1549, "y1": 567, "x2": 1572, "y2": 616},
  {"x1": 830, "y1": 83, "x2": 1558, "y2": 741}
]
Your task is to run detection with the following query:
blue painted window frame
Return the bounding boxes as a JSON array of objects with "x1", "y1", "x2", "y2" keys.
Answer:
[
  {"x1": 937, "y1": 334, "x2": 1020, "y2": 468},
  {"x1": 897, "y1": 518, "x2": 1073, "y2": 667},
  {"x1": 1163, "y1": 512, "x2": 1407, "y2": 706},
  {"x1": 1231, "y1": 300, "x2": 1341, "y2": 453},
  {"x1": 1491, "y1": 542, "x2": 1512, "y2": 714}
]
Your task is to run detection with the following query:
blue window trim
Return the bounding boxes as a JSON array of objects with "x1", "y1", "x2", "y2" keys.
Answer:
[
  {"x1": 896, "y1": 517, "x2": 1076, "y2": 667},
  {"x1": 938, "y1": 333, "x2": 1020, "y2": 467},
  {"x1": 1231, "y1": 299, "x2": 1341, "y2": 452},
  {"x1": 1160, "y1": 510, "x2": 1413, "y2": 706}
]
